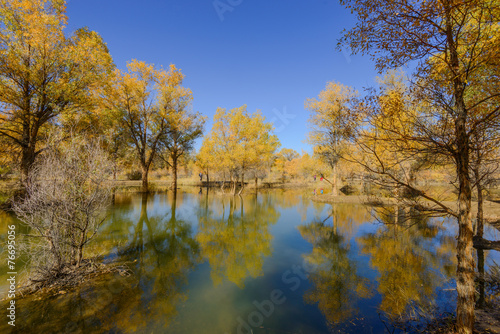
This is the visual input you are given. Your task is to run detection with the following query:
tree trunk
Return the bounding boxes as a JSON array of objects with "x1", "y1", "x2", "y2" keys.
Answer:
[
  {"x1": 20, "y1": 145, "x2": 36, "y2": 186},
  {"x1": 238, "y1": 172, "x2": 244, "y2": 195},
  {"x1": 141, "y1": 164, "x2": 149, "y2": 193},
  {"x1": 76, "y1": 243, "x2": 84, "y2": 268},
  {"x1": 172, "y1": 155, "x2": 178, "y2": 190},
  {"x1": 455, "y1": 111, "x2": 475, "y2": 334},
  {"x1": 476, "y1": 249, "x2": 485, "y2": 309},
  {"x1": 332, "y1": 163, "x2": 338, "y2": 196},
  {"x1": 20, "y1": 118, "x2": 42, "y2": 188},
  {"x1": 113, "y1": 158, "x2": 117, "y2": 181},
  {"x1": 231, "y1": 174, "x2": 236, "y2": 195},
  {"x1": 475, "y1": 170, "x2": 484, "y2": 238},
  {"x1": 445, "y1": 9, "x2": 474, "y2": 330}
]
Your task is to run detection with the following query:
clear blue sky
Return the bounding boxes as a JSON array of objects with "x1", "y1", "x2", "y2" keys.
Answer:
[{"x1": 65, "y1": 0, "x2": 379, "y2": 153}]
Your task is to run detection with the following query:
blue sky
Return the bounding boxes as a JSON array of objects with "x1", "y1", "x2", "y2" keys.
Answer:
[{"x1": 65, "y1": 0, "x2": 379, "y2": 152}]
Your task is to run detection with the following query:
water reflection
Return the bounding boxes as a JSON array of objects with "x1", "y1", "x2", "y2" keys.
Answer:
[
  {"x1": 299, "y1": 205, "x2": 373, "y2": 327},
  {"x1": 357, "y1": 207, "x2": 456, "y2": 320},
  {"x1": 196, "y1": 193, "x2": 279, "y2": 288},
  {"x1": 117, "y1": 192, "x2": 200, "y2": 331},
  {"x1": 1, "y1": 190, "x2": 497, "y2": 334},
  {"x1": 1, "y1": 191, "x2": 200, "y2": 334}
]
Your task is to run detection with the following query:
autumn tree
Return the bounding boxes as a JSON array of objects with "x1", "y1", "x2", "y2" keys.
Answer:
[
  {"x1": 0, "y1": 0, "x2": 114, "y2": 185},
  {"x1": 0, "y1": 131, "x2": 17, "y2": 178},
  {"x1": 306, "y1": 81, "x2": 359, "y2": 196},
  {"x1": 196, "y1": 136, "x2": 216, "y2": 184},
  {"x1": 274, "y1": 148, "x2": 299, "y2": 182},
  {"x1": 107, "y1": 60, "x2": 185, "y2": 192},
  {"x1": 159, "y1": 86, "x2": 205, "y2": 190},
  {"x1": 338, "y1": 1, "x2": 500, "y2": 331},
  {"x1": 208, "y1": 105, "x2": 280, "y2": 194}
]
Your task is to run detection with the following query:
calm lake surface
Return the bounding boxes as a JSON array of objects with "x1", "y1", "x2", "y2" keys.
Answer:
[{"x1": 1, "y1": 188, "x2": 499, "y2": 334}]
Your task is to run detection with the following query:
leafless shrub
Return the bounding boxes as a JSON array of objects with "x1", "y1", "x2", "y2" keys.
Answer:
[{"x1": 13, "y1": 136, "x2": 112, "y2": 286}]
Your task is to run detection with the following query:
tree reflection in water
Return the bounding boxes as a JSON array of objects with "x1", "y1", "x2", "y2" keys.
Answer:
[
  {"x1": 196, "y1": 193, "x2": 279, "y2": 288},
  {"x1": 299, "y1": 204, "x2": 373, "y2": 327},
  {"x1": 357, "y1": 206, "x2": 456, "y2": 322},
  {"x1": 2, "y1": 191, "x2": 201, "y2": 333},
  {"x1": 0, "y1": 192, "x2": 471, "y2": 334},
  {"x1": 117, "y1": 191, "x2": 201, "y2": 331}
]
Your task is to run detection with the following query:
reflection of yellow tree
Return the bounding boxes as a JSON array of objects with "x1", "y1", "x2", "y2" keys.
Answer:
[
  {"x1": 358, "y1": 208, "x2": 456, "y2": 319},
  {"x1": 115, "y1": 192, "x2": 200, "y2": 331},
  {"x1": 2, "y1": 192, "x2": 200, "y2": 333},
  {"x1": 64, "y1": 192, "x2": 198, "y2": 332},
  {"x1": 197, "y1": 194, "x2": 279, "y2": 288},
  {"x1": 299, "y1": 206, "x2": 373, "y2": 325},
  {"x1": 273, "y1": 189, "x2": 301, "y2": 209},
  {"x1": 310, "y1": 203, "x2": 371, "y2": 241}
]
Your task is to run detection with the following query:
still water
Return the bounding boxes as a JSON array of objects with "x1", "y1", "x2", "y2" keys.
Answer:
[{"x1": 1, "y1": 188, "x2": 499, "y2": 334}]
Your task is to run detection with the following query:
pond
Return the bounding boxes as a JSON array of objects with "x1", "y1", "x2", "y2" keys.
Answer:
[{"x1": 1, "y1": 188, "x2": 499, "y2": 334}]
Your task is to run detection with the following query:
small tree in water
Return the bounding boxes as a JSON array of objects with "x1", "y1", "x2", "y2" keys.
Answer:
[{"x1": 14, "y1": 136, "x2": 112, "y2": 285}]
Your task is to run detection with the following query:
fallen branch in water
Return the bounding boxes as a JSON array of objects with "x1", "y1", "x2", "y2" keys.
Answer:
[{"x1": 473, "y1": 236, "x2": 500, "y2": 251}]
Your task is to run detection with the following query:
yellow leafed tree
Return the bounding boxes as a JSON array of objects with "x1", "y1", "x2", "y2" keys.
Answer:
[
  {"x1": 0, "y1": 0, "x2": 114, "y2": 184},
  {"x1": 306, "y1": 81, "x2": 360, "y2": 195},
  {"x1": 207, "y1": 105, "x2": 280, "y2": 194},
  {"x1": 106, "y1": 60, "x2": 186, "y2": 192}
]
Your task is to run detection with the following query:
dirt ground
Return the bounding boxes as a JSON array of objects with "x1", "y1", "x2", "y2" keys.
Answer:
[{"x1": 475, "y1": 307, "x2": 500, "y2": 334}]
